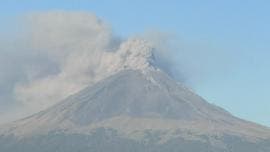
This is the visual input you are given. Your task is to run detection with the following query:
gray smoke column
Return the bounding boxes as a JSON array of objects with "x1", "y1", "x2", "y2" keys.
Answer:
[
  {"x1": 13, "y1": 11, "x2": 173, "y2": 112},
  {"x1": 0, "y1": 11, "x2": 232, "y2": 121}
]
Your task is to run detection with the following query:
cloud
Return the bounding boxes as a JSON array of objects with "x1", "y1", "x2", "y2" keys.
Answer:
[
  {"x1": 0, "y1": 10, "x2": 233, "y2": 123},
  {"x1": 13, "y1": 11, "x2": 162, "y2": 112}
]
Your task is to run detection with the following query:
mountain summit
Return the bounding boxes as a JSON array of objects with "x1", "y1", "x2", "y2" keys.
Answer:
[{"x1": 1, "y1": 41, "x2": 270, "y2": 152}]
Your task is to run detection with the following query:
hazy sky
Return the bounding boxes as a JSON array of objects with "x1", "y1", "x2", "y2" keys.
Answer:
[{"x1": 0, "y1": 0, "x2": 270, "y2": 126}]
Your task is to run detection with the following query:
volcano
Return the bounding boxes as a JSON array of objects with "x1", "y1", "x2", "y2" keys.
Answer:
[
  {"x1": 0, "y1": 68, "x2": 270, "y2": 152},
  {"x1": 0, "y1": 39, "x2": 270, "y2": 152}
]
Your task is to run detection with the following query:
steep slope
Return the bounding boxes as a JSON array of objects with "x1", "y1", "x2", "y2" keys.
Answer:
[{"x1": 0, "y1": 68, "x2": 270, "y2": 152}]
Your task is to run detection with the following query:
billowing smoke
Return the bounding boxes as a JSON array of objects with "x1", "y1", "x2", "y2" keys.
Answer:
[
  {"x1": 0, "y1": 11, "x2": 232, "y2": 122},
  {"x1": 13, "y1": 11, "x2": 170, "y2": 112}
]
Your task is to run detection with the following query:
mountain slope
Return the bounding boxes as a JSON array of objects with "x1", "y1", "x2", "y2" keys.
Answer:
[{"x1": 0, "y1": 69, "x2": 270, "y2": 152}]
